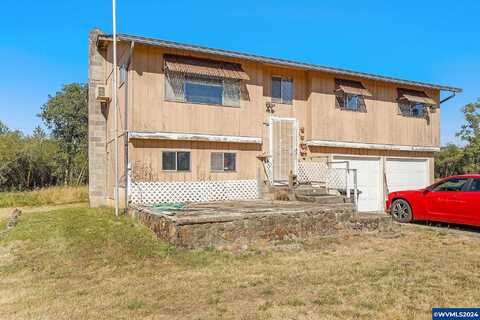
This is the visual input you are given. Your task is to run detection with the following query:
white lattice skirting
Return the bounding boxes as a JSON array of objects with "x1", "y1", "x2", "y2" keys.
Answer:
[{"x1": 130, "y1": 180, "x2": 259, "y2": 205}]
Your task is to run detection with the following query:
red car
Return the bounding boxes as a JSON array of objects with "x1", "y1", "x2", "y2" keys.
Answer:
[{"x1": 386, "y1": 174, "x2": 480, "y2": 226}]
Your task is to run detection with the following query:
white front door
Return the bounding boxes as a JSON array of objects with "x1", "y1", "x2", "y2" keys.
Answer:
[
  {"x1": 333, "y1": 156, "x2": 382, "y2": 212},
  {"x1": 386, "y1": 158, "x2": 429, "y2": 192},
  {"x1": 270, "y1": 117, "x2": 298, "y2": 184}
]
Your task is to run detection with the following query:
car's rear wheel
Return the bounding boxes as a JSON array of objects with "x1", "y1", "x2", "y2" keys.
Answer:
[{"x1": 391, "y1": 199, "x2": 413, "y2": 223}]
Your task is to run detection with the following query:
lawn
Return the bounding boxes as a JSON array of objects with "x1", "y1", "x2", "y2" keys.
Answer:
[
  {"x1": 0, "y1": 185, "x2": 88, "y2": 208},
  {"x1": 1, "y1": 206, "x2": 480, "y2": 319}
]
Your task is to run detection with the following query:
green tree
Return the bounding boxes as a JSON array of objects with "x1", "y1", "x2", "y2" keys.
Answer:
[
  {"x1": 40, "y1": 83, "x2": 88, "y2": 185},
  {"x1": 0, "y1": 121, "x2": 9, "y2": 135},
  {"x1": 434, "y1": 144, "x2": 464, "y2": 178},
  {"x1": 456, "y1": 99, "x2": 480, "y2": 173}
]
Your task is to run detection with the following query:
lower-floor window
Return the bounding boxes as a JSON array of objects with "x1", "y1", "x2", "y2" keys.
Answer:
[
  {"x1": 162, "y1": 151, "x2": 190, "y2": 171},
  {"x1": 211, "y1": 152, "x2": 236, "y2": 171}
]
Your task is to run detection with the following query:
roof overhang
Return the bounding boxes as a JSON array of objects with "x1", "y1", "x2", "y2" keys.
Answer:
[
  {"x1": 97, "y1": 32, "x2": 462, "y2": 94},
  {"x1": 307, "y1": 139, "x2": 440, "y2": 152},
  {"x1": 129, "y1": 131, "x2": 262, "y2": 144}
]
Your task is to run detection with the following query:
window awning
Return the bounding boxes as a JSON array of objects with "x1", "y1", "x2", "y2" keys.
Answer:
[
  {"x1": 164, "y1": 55, "x2": 250, "y2": 81},
  {"x1": 335, "y1": 79, "x2": 372, "y2": 97},
  {"x1": 397, "y1": 88, "x2": 436, "y2": 105}
]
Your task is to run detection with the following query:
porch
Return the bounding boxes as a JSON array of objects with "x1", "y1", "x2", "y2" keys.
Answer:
[{"x1": 131, "y1": 200, "x2": 391, "y2": 249}]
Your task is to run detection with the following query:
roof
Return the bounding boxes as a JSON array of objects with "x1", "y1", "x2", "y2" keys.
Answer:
[{"x1": 97, "y1": 32, "x2": 462, "y2": 93}]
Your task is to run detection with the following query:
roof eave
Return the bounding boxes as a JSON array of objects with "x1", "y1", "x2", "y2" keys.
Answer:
[{"x1": 97, "y1": 33, "x2": 462, "y2": 93}]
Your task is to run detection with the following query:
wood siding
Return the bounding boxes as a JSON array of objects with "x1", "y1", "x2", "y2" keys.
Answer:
[
  {"x1": 104, "y1": 44, "x2": 440, "y2": 147},
  {"x1": 309, "y1": 146, "x2": 435, "y2": 184},
  {"x1": 99, "y1": 42, "x2": 440, "y2": 196}
]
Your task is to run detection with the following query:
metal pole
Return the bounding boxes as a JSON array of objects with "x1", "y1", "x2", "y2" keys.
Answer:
[{"x1": 112, "y1": 0, "x2": 119, "y2": 217}]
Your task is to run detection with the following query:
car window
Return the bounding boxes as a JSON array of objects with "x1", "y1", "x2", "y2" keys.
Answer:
[
  {"x1": 431, "y1": 178, "x2": 469, "y2": 192},
  {"x1": 468, "y1": 179, "x2": 480, "y2": 192}
]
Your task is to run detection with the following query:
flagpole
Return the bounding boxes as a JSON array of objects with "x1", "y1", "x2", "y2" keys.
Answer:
[{"x1": 112, "y1": 0, "x2": 119, "y2": 217}]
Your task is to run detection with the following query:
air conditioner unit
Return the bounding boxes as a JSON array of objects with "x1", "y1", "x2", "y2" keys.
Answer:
[{"x1": 96, "y1": 85, "x2": 110, "y2": 102}]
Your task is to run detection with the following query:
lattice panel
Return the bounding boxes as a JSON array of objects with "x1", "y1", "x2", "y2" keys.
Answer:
[
  {"x1": 326, "y1": 168, "x2": 348, "y2": 189},
  {"x1": 297, "y1": 161, "x2": 328, "y2": 184},
  {"x1": 130, "y1": 179, "x2": 259, "y2": 205}
]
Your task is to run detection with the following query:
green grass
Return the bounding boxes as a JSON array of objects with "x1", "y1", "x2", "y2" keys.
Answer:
[
  {"x1": 1, "y1": 206, "x2": 480, "y2": 319},
  {"x1": 0, "y1": 185, "x2": 88, "y2": 208}
]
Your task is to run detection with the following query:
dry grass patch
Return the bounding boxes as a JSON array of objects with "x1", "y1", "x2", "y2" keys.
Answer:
[
  {"x1": 1, "y1": 207, "x2": 480, "y2": 319},
  {"x1": 0, "y1": 185, "x2": 88, "y2": 208}
]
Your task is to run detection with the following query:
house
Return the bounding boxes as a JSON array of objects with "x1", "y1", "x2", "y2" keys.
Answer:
[{"x1": 88, "y1": 29, "x2": 461, "y2": 212}]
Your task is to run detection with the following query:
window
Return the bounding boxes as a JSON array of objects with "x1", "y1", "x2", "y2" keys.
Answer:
[
  {"x1": 162, "y1": 151, "x2": 190, "y2": 171},
  {"x1": 271, "y1": 76, "x2": 293, "y2": 104},
  {"x1": 335, "y1": 93, "x2": 365, "y2": 112},
  {"x1": 119, "y1": 64, "x2": 127, "y2": 86},
  {"x1": 431, "y1": 178, "x2": 469, "y2": 192},
  {"x1": 211, "y1": 152, "x2": 236, "y2": 171},
  {"x1": 468, "y1": 179, "x2": 480, "y2": 192},
  {"x1": 399, "y1": 102, "x2": 427, "y2": 118},
  {"x1": 185, "y1": 75, "x2": 223, "y2": 105},
  {"x1": 165, "y1": 72, "x2": 241, "y2": 107}
]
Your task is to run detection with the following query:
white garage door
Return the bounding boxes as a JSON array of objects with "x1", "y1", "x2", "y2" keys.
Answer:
[
  {"x1": 386, "y1": 158, "x2": 428, "y2": 193},
  {"x1": 333, "y1": 156, "x2": 381, "y2": 212}
]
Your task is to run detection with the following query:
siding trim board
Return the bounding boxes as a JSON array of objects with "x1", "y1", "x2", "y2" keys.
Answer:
[
  {"x1": 129, "y1": 131, "x2": 263, "y2": 144},
  {"x1": 307, "y1": 140, "x2": 440, "y2": 152}
]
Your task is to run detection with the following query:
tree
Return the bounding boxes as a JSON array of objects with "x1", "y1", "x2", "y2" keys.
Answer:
[
  {"x1": 456, "y1": 99, "x2": 480, "y2": 173},
  {"x1": 0, "y1": 121, "x2": 9, "y2": 135},
  {"x1": 39, "y1": 83, "x2": 88, "y2": 185},
  {"x1": 434, "y1": 144, "x2": 464, "y2": 178}
]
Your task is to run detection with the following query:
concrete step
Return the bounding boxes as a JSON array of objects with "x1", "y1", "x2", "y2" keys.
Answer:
[
  {"x1": 295, "y1": 194, "x2": 349, "y2": 205},
  {"x1": 294, "y1": 186, "x2": 327, "y2": 196}
]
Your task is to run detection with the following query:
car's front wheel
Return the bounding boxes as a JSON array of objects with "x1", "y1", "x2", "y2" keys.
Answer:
[{"x1": 391, "y1": 199, "x2": 413, "y2": 223}]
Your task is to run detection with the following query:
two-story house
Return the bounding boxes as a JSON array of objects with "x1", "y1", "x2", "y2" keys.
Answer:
[{"x1": 88, "y1": 29, "x2": 461, "y2": 212}]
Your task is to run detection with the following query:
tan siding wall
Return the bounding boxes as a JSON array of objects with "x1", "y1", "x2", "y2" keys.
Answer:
[
  {"x1": 309, "y1": 146, "x2": 435, "y2": 184},
  {"x1": 100, "y1": 42, "x2": 440, "y2": 194},
  {"x1": 120, "y1": 44, "x2": 440, "y2": 148},
  {"x1": 308, "y1": 75, "x2": 440, "y2": 146},
  {"x1": 129, "y1": 140, "x2": 261, "y2": 182}
]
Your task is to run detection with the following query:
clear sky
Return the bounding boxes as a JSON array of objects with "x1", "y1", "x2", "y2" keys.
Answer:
[{"x1": 1, "y1": 0, "x2": 478, "y2": 145}]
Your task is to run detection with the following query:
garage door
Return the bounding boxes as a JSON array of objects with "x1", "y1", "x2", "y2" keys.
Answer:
[
  {"x1": 386, "y1": 158, "x2": 428, "y2": 192},
  {"x1": 333, "y1": 156, "x2": 381, "y2": 212}
]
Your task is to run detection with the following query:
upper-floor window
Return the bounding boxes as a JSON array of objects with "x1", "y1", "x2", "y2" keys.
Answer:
[
  {"x1": 164, "y1": 55, "x2": 249, "y2": 107},
  {"x1": 162, "y1": 151, "x2": 191, "y2": 171},
  {"x1": 334, "y1": 79, "x2": 371, "y2": 112},
  {"x1": 184, "y1": 75, "x2": 224, "y2": 105},
  {"x1": 211, "y1": 152, "x2": 236, "y2": 172},
  {"x1": 399, "y1": 102, "x2": 427, "y2": 118},
  {"x1": 397, "y1": 88, "x2": 436, "y2": 119},
  {"x1": 119, "y1": 63, "x2": 127, "y2": 87},
  {"x1": 271, "y1": 76, "x2": 293, "y2": 104}
]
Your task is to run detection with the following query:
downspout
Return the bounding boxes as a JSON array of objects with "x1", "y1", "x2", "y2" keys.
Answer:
[
  {"x1": 124, "y1": 40, "x2": 135, "y2": 213},
  {"x1": 439, "y1": 92, "x2": 456, "y2": 104}
]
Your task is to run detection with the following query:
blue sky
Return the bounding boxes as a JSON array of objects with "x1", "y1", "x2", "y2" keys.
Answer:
[{"x1": 1, "y1": 0, "x2": 478, "y2": 145}]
